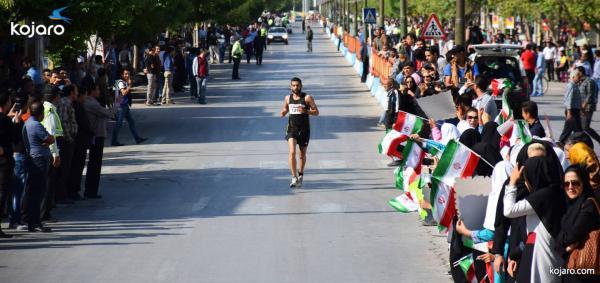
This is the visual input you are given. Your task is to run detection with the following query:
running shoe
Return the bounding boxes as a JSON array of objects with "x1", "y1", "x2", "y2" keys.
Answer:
[
  {"x1": 297, "y1": 175, "x2": 303, "y2": 187},
  {"x1": 290, "y1": 176, "x2": 299, "y2": 188}
]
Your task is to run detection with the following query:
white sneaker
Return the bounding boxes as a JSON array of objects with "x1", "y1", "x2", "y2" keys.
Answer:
[
  {"x1": 297, "y1": 175, "x2": 303, "y2": 187},
  {"x1": 290, "y1": 176, "x2": 299, "y2": 188}
]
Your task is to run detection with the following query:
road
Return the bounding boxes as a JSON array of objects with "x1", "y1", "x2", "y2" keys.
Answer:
[{"x1": 1, "y1": 24, "x2": 598, "y2": 283}]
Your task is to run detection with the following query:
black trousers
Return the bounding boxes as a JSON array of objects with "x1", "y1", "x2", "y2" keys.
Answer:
[
  {"x1": 232, "y1": 57, "x2": 241, "y2": 79},
  {"x1": 85, "y1": 137, "x2": 105, "y2": 196},
  {"x1": 361, "y1": 56, "x2": 369, "y2": 82},
  {"x1": 21, "y1": 156, "x2": 50, "y2": 227},
  {"x1": 559, "y1": 108, "x2": 582, "y2": 144},
  {"x1": 0, "y1": 161, "x2": 11, "y2": 228},
  {"x1": 41, "y1": 159, "x2": 57, "y2": 219},
  {"x1": 255, "y1": 50, "x2": 263, "y2": 65},
  {"x1": 582, "y1": 109, "x2": 600, "y2": 143},
  {"x1": 525, "y1": 70, "x2": 535, "y2": 94},
  {"x1": 546, "y1": 59, "x2": 555, "y2": 81},
  {"x1": 56, "y1": 140, "x2": 74, "y2": 200},
  {"x1": 68, "y1": 137, "x2": 90, "y2": 197}
]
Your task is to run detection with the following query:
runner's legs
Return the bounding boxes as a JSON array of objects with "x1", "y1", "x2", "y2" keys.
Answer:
[
  {"x1": 298, "y1": 145, "x2": 308, "y2": 174},
  {"x1": 288, "y1": 138, "x2": 298, "y2": 176}
]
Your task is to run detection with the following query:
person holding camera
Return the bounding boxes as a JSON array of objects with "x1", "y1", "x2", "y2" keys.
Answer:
[{"x1": 418, "y1": 65, "x2": 444, "y2": 97}]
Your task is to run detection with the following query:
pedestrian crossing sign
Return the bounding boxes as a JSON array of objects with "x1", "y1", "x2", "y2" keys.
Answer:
[
  {"x1": 422, "y1": 14, "x2": 446, "y2": 40},
  {"x1": 363, "y1": 8, "x2": 376, "y2": 24}
]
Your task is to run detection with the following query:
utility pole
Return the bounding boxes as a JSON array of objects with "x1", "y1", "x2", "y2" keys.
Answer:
[
  {"x1": 399, "y1": 0, "x2": 407, "y2": 37},
  {"x1": 354, "y1": 0, "x2": 358, "y2": 36},
  {"x1": 377, "y1": 0, "x2": 384, "y2": 26},
  {"x1": 455, "y1": 0, "x2": 465, "y2": 46},
  {"x1": 363, "y1": 0, "x2": 368, "y2": 42}
]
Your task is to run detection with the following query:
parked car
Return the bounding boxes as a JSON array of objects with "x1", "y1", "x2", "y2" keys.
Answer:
[
  {"x1": 469, "y1": 44, "x2": 529, "y2": 119},
  {"x1": 267, "y1": 27, "x2": 288, "y2": 45}
]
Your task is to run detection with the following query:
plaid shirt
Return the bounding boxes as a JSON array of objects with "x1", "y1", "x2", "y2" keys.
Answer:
[{"x1": 56, "y1": 97, "x2": 78, "y2": 142}]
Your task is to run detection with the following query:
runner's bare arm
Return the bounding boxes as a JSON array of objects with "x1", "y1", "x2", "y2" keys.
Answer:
[
  {"x1": 305, "y1": 95, "x2": 319, "y2": 116},
  {"x1": 280, "y1": 95, "x2": 289, "y2": 117}
]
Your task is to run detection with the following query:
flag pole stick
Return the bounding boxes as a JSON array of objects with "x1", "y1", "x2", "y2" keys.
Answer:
[{"x1": 456, "y1": 140, "x2": 495, "y2": 169}]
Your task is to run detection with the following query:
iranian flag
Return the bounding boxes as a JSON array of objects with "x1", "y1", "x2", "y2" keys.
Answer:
[
  {"x1": 389, "y1": 167, "x2": 420, "y2": 214},
  {"x1": 497, "y1": 119, "x2": 514, "y2": 145},
  {"x1": 454, "y1": 254, "x2": 477, "y2": 283},
  {"x1": 394, "y1": 166, "x2": 403, "y2": 189},
  {"x1": 432, "y1": 140, "x2": 480, "y2": 186},
  {"x1": 430, "y1": 177, "x2": 457, "y2": 231},
  {"x1": 400, "y1": 139, "x2": 426, "y2": 174},
  {"x1": 395, "y1": 166, "x2": 419, "y2": 192},
  {"x1": 494, "y1": 94, "x2": 513, "y2": 124},
  {"x1": 490, "y1": 78, "x2": 513, "y2": 97},
  {"x1": 388, "y1": 192, "x2": 419, "y2": 213},
  {"x1": 378, "y1": 130, "x2": 409, "y2": 158},
  {"x1": 514, "y1": 120, "x2": 533, "y2": 144},
  {"x1": 393, "y1": 111, "x2": 424, "y2": 135}
]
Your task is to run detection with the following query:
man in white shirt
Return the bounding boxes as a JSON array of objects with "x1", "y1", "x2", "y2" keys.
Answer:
[{"x1": 542, "y1": 41, "x2": 557, "y2": 81}]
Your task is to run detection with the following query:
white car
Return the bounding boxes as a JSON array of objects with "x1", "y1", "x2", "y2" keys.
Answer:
[{"x1": 267, "y1": 27, "x2": 288, "y2": 45}]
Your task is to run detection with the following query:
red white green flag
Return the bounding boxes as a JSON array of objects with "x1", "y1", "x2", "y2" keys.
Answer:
[
  {"x1": 490, "y1": 79, "x2": 514, "y2": 97},
  {"x1": 494, "y1": 94, "x2": 513, "y2": 124},
  {"x1": 400, "y1": 139, "x2": 426, "y2": 174},
  {"x1": 514, "y1": 120, "x2": 533, "y2": 144},
  {"x1": 496, "y1": 119, "x2": 514, "y2": 145},
  {"x1": 432, "y1": 140, "x2": 480, "y2": 186},
  {"x1": 394, "y1": 166, "x2": 403, "y2": 189},
  {"x1": 430, "y1": 177, "x2": 457, "y2": 231},
  {"x1": 395, "y1": 166, "x2": 419, "y2": 192},
  {"x1": 388, "y1": 192, "x2": 419, "y2": 213},
  {"x1": 454, "y1": 254, "x2": 477, "y2": 283},
  {"x1": 378, "y1": 130, "x2": 409, "y2": 158},
  {"x1": 393, "y1": 111, "x2": 424, "y2": 136}
]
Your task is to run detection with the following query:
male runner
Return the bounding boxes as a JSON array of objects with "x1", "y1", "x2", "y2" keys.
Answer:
[{"x1": 280, "y1": 77, "x2": 319, "y2": 188}]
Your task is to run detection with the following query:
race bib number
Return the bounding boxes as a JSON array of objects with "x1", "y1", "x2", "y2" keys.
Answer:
[{"x1": 289, "y1": 104, "x2": 304, "y2": 115}]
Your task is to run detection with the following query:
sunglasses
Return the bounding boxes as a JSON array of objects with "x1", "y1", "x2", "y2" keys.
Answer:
[
  {"x1": 467, "y1": 116, "x2": 478, "y2": 120},
  {"x1": 563, "y1": 180, "x2": 581, "y2": 188}
]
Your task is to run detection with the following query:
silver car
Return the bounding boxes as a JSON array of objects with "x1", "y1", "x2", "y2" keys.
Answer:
[{"x1": 267, "y1": 27, "x2": 288, "y2": 45}]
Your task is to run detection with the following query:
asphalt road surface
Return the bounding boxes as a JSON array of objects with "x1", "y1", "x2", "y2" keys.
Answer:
[{"x1": 1, "y1": 24, "x2": 598, "y2": 283}]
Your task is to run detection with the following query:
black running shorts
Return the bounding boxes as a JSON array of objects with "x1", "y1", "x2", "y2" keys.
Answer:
[{"x1": 285, "y1": 128, "x2": 310, "y2": 147}]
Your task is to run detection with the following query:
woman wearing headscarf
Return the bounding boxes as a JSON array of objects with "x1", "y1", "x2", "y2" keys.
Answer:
[
  {"x1": 472, "y1": 142, "x2": 503, "y2": 177},
  {"x1": 556, "y1": 165, "x2": 600, "y2": 283},
  {"x1": 504, "y1": 157, "x2": 567, "y2": 283},
  {"x1": 481, "y1": 121, "x2": 501, "y2": 152},
  {"x1": 459, "y1": 128, "x2": 481, "y2": 149},
  {"x1": 565, "y1": 140, "x2": 600, "y2": 190}
]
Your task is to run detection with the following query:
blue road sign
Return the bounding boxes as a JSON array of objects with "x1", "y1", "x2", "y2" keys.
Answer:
[{"x1": 363, "y1": 8, "x2": 376, "y2": 24}]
